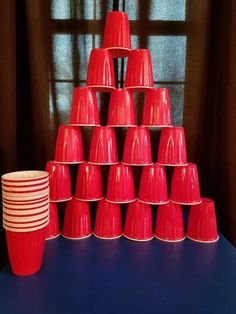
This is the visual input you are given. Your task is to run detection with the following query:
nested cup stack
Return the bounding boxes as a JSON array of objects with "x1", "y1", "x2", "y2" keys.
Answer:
[{"x1": 1, "y1": 170, "x2": 50, "y2": 276}]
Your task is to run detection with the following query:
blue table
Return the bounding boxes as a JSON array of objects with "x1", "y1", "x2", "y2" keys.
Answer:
[{"x1": 0, "y1": 235, "x2": 236, "y2": 314}]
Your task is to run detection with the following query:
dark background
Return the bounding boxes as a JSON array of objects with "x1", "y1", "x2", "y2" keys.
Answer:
[{"x1": 0, "y1": 0, "x2": 236, "y2": 268}]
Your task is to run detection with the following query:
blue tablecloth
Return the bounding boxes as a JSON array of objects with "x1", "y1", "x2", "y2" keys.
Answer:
[{"x1": 0, "y1": 235, "x2": 236, "y2": 314}]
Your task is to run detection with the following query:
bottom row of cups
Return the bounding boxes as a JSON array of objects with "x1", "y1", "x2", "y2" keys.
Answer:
[{"x1": 47, "y1": 197, "x2": 219, "y2": 243}]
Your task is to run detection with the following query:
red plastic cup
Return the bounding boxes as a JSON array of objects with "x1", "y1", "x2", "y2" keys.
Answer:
[
  {"x1": 125, "y1": 49, "x2": 154, "y2": 91},
  {"x1": 54, "y1": 125, "x2": 84, "y2": 164},
  {"x1": 62, "y1": 198, "x2": 92, "y2": 239},
  {"x1": 107, "y1": 88, "x2": 136, "y2": 127},
  {"x1": 106, "y1": 163, "x2": 135, "y2": 203},
  {"x1": 141, "y1": 88, "x2": 172, "y2": 127},
  {"x1": 157, "y1": 127, "x2": 188, "y2": 166},
  {"x1": 94, "y1": 198, "x2": 122, "y2": 239},
  {"x1": 45, "y1": 161, "x2": 72, "y2": 202},
  {"x1": 170, "y1": 163, "x2": 201, "y2": 205},
  {"x1": 103, "y1": 11, "x2": 131, "y2": 58},
  {"x1": 5, "y1": 226, "x2": 46, "y2": 276},
  {"x1": 75, "y1": 162, "x2": 103, "y2": 201},
  {"x1": 89, "y1": 126, "x2": 118, "y2": 165},
  {"x1": 138, "y1": 164, "x2": 168, "y2": 204},
  {"x1": 123, "y1": 200, "x2": 153, "y2": 241},
  {"x1": 187, "y1": 198, "x2": 219, "y2": 243},
  {"x1": 154, "y1": 202, "x2": 185, "y2": 242},
  {"x1": 45, "y1": 203, "x2": 60, "y2": 240},
  {"x1": 86, "y1": 48, "x2": 115, "y2": 92},
  {"x1": 70, "y1": 87, "x2": 100, "y2": 126},
  {"x1": 122, "y1": 127, "x2": 152, "y2": 165}
]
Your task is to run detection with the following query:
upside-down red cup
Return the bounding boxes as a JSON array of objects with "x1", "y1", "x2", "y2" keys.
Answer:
[
  {"x1": 103, "y1": 11, "x2": 131, "y2": 58},
  {"x1": 123, "y1": 200, "x2": 153, "y2": 241},
  {"x1": 86, "y1": 48, "x2": 115, "y2": 92},
  {"x1": 45, "y1": 161, "x2": 72, "y2": 202},
  {"x1": 45, "y1": 203, "x2": 60, "y2": 240},
  {"x1": 54, "y1": 125, "x2": 84, "y2": 164},
  {"x1": 125, "y1": 49, "x2": 154, "y2": 91},
  {"x1": 170, "y1": 163, "x2": 202, "y2": 205},
  {"x1": 106, "y1": 163, "x2": 135, "y2": 203},
  {"x1": 122, "y1": 127, "x2": 152, "y2": 165},
  {"x1": 62, "y1": 198, "x2": 92, "y2": 239},
  {"x1": 187, "y1": 198, "x2": 219, "y2": 243},
  {"x1": 138, "y1": 164, "x2": 168, "y2": 204},
  {"x1": 94, "y1": 198, "x2": 122, "y2": 239},
  {"x1": 141, "y1": 88, "x2": 172, "y2": 127},
  {"x1": 5, "y1": 226, "x2": 46, "y2": 276},
  {"x1": 70, "y1": 87, "x2": 100, "y2": 126},
  {"x1": 107, "y1": 88, "x2": 136, "y2": 127},
  {"x1": 89, "y1": 126, "x2": 118, "y2": 165},
  {"x1": 75, "y1": 162, "x2": 103, "y2": 201},
  {"x1": 154, "y1": 202, "x2": 185, "y2": 242},
  {"x1": 157, "y1": 127, "x2": 188, "y2": 166}
]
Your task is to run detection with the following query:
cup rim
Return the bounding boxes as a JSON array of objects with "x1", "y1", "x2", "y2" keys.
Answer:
[
  {"x1": 2, "y1": 170, "x2": 49, "y2": 182},
  {"x1": 3, "y1": 204, "x2": 49, "y2": 216},
  {"x1": 105, "y1": 198, "x2": 136, "y2": 204},
  {"x1": 61, "y1": 233, "x2": 92, "y2": 240},
  {"x1": 186, "y1": 234, "x2": 219, "y2": 243},
  {"x1": 93, "y1": 232, "x2": 122, "y2": 240},
  {"x1": 3, "y1": 220, "x2": 49, "y2": 232},
  {"x1": 123, "y1": 233, "x2": 154, "y2": 242},
  {"x1": 3, "y1": 210, "x2": 49, "y2": 222},
  {"x1": 154, "y1": 234, "x2": 186, "y2": 242},
  {"x1": 170, "y1": 199, "x2": 202, "y2": 205},
  {"x1": 137, "y1": 198, "x2": 169, "y2": 205}
]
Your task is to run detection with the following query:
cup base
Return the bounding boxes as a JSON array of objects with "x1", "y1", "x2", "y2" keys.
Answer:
[
  {"x1": 69, "y1": 123, "x2": 101, "y2": 127},
  {"x1": 93, "y1": 233, "x2": 122, "y2": 240},
  {"x1": 154, "y1": 234, "x2": 186, "y2": 242},
  {"x1": 45, "y1": 233, "x2": 60, "y2": 241},
  {"x1": 157, "y1": 162, "x2": 189, "y2": 167},
  {"x1": 88, "y1": 161, "x2": 119, "y2": 165},
  {"x1": 50, "y1": 197, "x2": 72, "y2": 203},
  {"x1": 125, "y1": 86, "x2": 154, "y2": 92},
  {"x1": 141, "y1": 124, "x2": 173, "y2": 128},
  {"x1": 123, "y1": 233, "x2": 154, "y2": 242},
  {"x1": 53, "y1": 160, "x2": 85, "y2": 165},
  {"x1": 170, "y1": 199, "x2": 202, "y2": 206},
  {"x1": 137, "y1": 198, "x2": 169, "y2": 205},
  {"x1": 73, "y1": 196, "x2": 103, "y2": 202},
  {"x1": 106, "y1": 47, "x2": 131, "y2": 58},
  {"x1": 107, "y1": 124, "x2": 137, "y2": 128},
  {"x1": 62, "y1": 233, "x2": 92, "y2": 240},
  {"x1": 105, "y1": 198, "x2": 136, "y2": 204},
  {"x1": 86, "y1": 85, "x2": 116, "y2": 92},
  {"x1": 122, "y1": 162, "x2": 153, "y2": 166},
  {"x1": 186, "y1": 234, "x2": 219, "y2": 243}
]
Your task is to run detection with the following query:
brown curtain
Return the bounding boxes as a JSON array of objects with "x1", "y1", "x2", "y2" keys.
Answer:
[{"x1": 0, "y1": 0, "x2": 236, "y2": 267}]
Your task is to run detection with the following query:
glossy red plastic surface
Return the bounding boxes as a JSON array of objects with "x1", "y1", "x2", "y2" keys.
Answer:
[
  {"x1": 108, "y1": 88, "x2": 136, "y2": 127},
  {"x1": 54, "y1": 125, "x2": 84, "y2": 163},
  {"x1": 106, "y1": 163, "x2": 135, "y2": 203},
  {"x1": 89, "y1": 126, "x2": 118, "y2": 164},
  {"x1": 138, "y1": 164, "x2": 168, "y2": 204},
  {"x1": 170, "y1": 163, "x2": 201, "y2": 205},
  {"x1": 154, "y1": 202, "x2": 185, "y2": 242},
  {"x1": 94, "y1": 198, "x2": 122, "y2": 239},
  {"x1": 75, "y1": 163, "x2": 103, "y2": 201},
  {"x1": 122, "y1": 127, "x2": 152, "y2": 165},
  {"x1": 123, "y1": 200, "x2": 153, "y2": 241},
  {"x1": 70, "y1": 87, "x2": 100, "y2": 126},
  {"x1": 141, "y1": 88, "x2": 172, "y2": 127},
  {"x1": 45, "y1": 203, "x2": 60, "y2": 240},
  {"x1": 187, "y1": 198, "x2": 218, "y2": 242},
  {"x1": 62, "y1": 198, "x2": 91, "y2": 239},
  {"x1": 103, "y1": 11, "x2": 131, "y2": 58},
  {"x1": 45, "y1": 161, "x2": 72, "y2": 202},
  {"x1": 86, "y1": 48, "x2": 115, "y2": 92},
  {"x1": 157, "y1": 127, "x2": 187, "y2": 165},
  {"x1": 6, "y1": 227, "x2": 46, "y2": 276},
  {"x1": 125, "y1": 49, "x2": 154, "y2": 91}
]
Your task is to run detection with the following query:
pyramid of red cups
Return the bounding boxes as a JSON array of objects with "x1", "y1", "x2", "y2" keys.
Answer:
[{"x1": 45, "y1": 11, "x2": 218, "y2": 243}]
